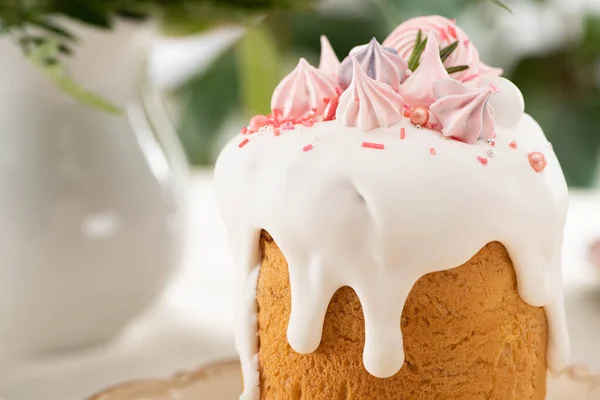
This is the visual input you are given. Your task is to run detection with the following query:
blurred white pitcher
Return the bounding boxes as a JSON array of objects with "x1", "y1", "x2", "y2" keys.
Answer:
[{"x1": 0, "y1": 20, "x2": 187, "y2": 366}]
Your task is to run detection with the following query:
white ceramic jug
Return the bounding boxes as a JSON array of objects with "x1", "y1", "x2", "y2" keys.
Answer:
[{"x1": 0, "y1": 20, "x2": 187, "y2": 366}]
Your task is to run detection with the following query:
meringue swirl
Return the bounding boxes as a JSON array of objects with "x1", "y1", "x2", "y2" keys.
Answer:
[
  {"x1": 383, "y1": 15, "x2": 501, "y2": 82},
  {"x1": 318, "y1": 35, "x2": 341, "y2": 77},
  {"x1": 430, "y1": 79, "x2": 496, "y2": 143},
  {"x1": 399, "y1": 32, "x2": 450, "y2": 108},
  {"x1": 338, "y1": 38, "x2": 408, "y2": 91},
  {"x1": 271, "y1": 58, "x2": 340, "y2": 120},
  {"x1": 336, "y1": 58, "x2": 405, "y2": 131}
]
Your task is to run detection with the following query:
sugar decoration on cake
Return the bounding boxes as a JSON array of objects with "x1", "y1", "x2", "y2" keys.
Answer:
[
  {"x1": 338, "y1": 38, "x2": 408, "y2": 91},
  {"x1": 336, "y1": 58, "x2": 405, "y2": 131}
]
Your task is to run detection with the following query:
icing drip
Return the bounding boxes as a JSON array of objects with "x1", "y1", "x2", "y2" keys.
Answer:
[
  {"x1": 271, "y1": 58, "x2": 340, "y2": 120},
  {"x1": 383, "y1": 15, "x2": 501, "y2": 82},
  {"x1": 430, "y1": 79, "x2": 496, "y2": 143},
  {"x1": 399, "y1": 33, "x2": 450, "y2": 108},
  {"x1": 319, "y1": 35, "x2": 341, "y2": 77},
  {"x1": 336, "y1": 58, "x2": 405, "y2": 131},
  {"x1": 338, "y1": 38, "x2": 408, "y2": 91},
  {"x1": 216, "y1": 116, "x2": 570, "y2": 400}
]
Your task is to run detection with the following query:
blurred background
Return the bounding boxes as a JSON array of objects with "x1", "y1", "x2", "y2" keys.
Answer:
[{"x1": 0, "y1": 0, "x2": 600, "y2": 399}]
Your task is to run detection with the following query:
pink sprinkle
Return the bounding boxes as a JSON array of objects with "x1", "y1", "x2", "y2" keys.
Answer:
[
  {"x1": 493, "y1": 131, "x2": 497, "y2": 139},
  {"x1": 477, "y1": 156, "x2": 488, "y2": 166},
  {"x1": 400, "y1": 127, "x2": 406, "y2": 140},
  {"x1": 403, "y1": 109, "x2": 412, "y2": 118},
  {"x1": 403, "y1": 103, "x2": 412, "y2": 110},
  {"x1": 425, "y1": 122, "x2": 434, "y2": 130},
  {"x1": 491, "y1": 140, "x2": 496, "y2": 147},
  {"x1": 447, "y1": 25, "x2": 458, "y2": 39},
  {"x1": 509, "y1": 141, "x2": 517, "y2": 149},
  {"x1": 303, "y1": 144, "x2": 314, "y2": 152},
  {"x1": 362, "y1": 142, "x2": 385, "y2": 150},
  {"x1": 273, "y1": 128, "x2": 281, "y2": 137},
  {"x1": 240, "y1": 127, "x2": 248, "y2": 134},
  {"x1": 439, "y1": 28, "x2": 449, "y2": 41},
  {"x1": 301, "y1": 120, "x2": 314, "y2": 127},
  {"x1": 430, "y1": 148, "x2": 436, "y2": 155},
  {"x1": 238, "y1": 138, "x2": 250, "y2": 148},
  {"x1": 489, "y1": 83, "x2": 500, "y2": 94},
  {"x1": 463, "y1": 39, "x2": 470, "y2": 47},
  {"x1": 311, "y1": 107, "x2": 318, "y2": 113},
  {"x1": 323, "y1": 97, "x2": 339, "y2": 121},
  {"x1": 281, "y1": 122, "x2": 295, "y2": 130}
]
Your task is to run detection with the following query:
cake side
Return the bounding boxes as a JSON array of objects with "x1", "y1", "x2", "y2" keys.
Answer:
[{"x1": 257, "y1": 232, "x2": 547, "y2": 400}]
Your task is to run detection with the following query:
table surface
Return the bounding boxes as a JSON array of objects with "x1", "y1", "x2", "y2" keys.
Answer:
[{"x1": 1, "y1": 169, "x2": 600, "y2": 400}]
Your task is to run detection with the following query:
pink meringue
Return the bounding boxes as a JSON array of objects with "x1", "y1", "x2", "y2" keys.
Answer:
[
  {"x1": 271, "y1": 58, "x2": 340, "y2": 120},
  {"x1": 336, "y1": 58, "x2": 405, "y2": 131},
  {"x1": 318, "y1": 35, "x2": 340, "y2": 77},
  {"x1": 338, "y1": 38, "x2": 408, "y2": 91},
  {"x1": 383, "y1": 15, "x2": 501, "y2": 82},
  {"x1": 399, "y1": 33, "x2": 450, "y2": 108},
  {"x1": 430, "y1": 79, "x2": 496, "y2": 144},
  {"x1": 477, "y1": 62, "x2": 504, "y2": 80}
]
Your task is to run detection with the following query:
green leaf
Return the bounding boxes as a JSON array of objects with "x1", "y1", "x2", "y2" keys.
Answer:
[
  {"x1": 58, "y1": 2, "x2": 113, "y2": 29},
  {"x1": 26, "y1": 40, "x2": 121, "y2": 114},
  {"x1": 488, "y1": 0, "x2": 513, "y2": 14},
  {"x1": 439, "y1": 41, "x2": 458, "y2": 63},
  {"x1": 446, "y1": 65, "x2": 469, "y2": 74},
  {"x1": 30, "y1": 19, "x2": 77, "y2": 41},
  {"x1": 236, "y1": 24, "x2": 281, "y2": 117}
]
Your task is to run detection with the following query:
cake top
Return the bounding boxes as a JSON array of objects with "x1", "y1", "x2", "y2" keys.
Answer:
[
  {"x1": 243, "y1": 15, "x2": 515, "y2": 145},
  {"x1": 216, "y1": 15, "x2": 569, "y2": 400}
]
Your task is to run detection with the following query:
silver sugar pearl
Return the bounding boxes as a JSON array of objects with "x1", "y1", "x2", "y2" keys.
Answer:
[
  {"x1": 487, "y1": 149, "x2": 494, "y2": 157},
  {"x1": 486, "y1": 138, "x2": 494, "y2": 145},
  {"x1": 416, "y1": 125, "x2": 422, "y2": 130}
]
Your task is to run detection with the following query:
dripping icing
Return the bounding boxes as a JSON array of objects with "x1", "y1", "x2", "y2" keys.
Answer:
[{"x1": 215, "y1": 117, "x2": 570, "y2": 400}]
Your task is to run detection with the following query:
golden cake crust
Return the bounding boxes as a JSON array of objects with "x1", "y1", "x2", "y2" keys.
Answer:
[{"x1": 256, "y1": 231, "x2": 547, "y2": 400}]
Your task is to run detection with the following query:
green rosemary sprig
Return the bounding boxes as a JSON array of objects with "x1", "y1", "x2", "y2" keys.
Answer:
[
  {"x1": 439, "y1": 41, "x2": 459, "y2": 63},
  {"x1": 408, "y1": 31, "x2": 470, "y2": 75},
  {"x1": 446, "y1": 65, "x2": 469, "y2": 74},
  {"x1": 408, "y1": 30, "x2": 427, "y2": 71}
]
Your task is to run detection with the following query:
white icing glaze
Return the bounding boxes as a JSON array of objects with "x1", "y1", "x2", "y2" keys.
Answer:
[
  {"x1": 336, "y1": 58, "x2": 405, "y2": 131},
  {"x1": 216, "y1": 114, "x2": 570, "y2": 399}
]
